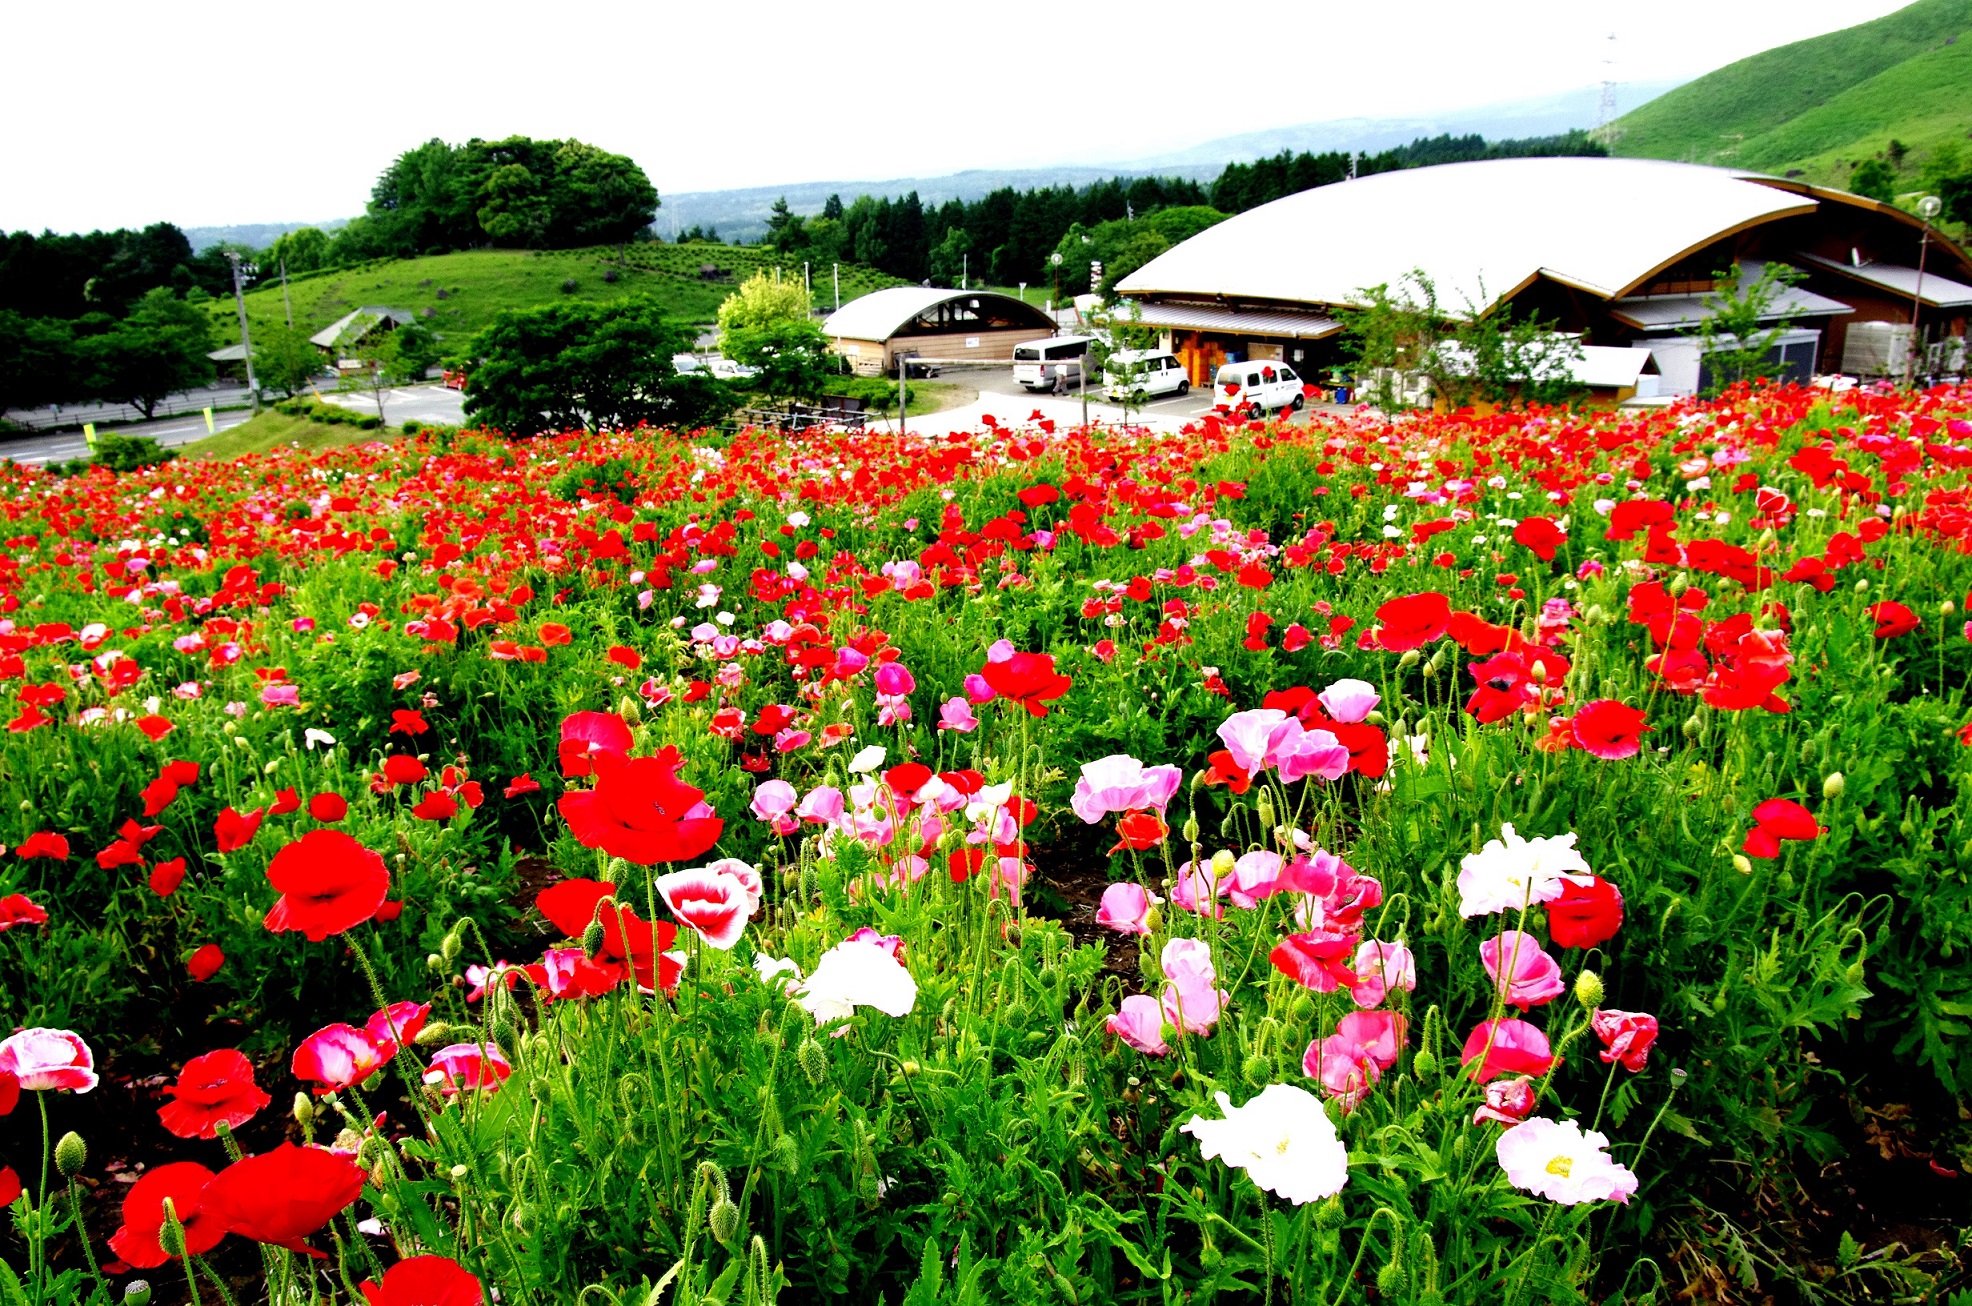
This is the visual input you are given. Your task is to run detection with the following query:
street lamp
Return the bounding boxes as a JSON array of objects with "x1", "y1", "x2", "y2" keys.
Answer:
[{"x1": 225, "y1": 252, "x2": 262, "y2": 415}]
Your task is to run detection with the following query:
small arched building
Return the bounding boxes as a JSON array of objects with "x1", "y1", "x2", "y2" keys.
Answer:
[
  {"x1": 823, "y1": 287, "x2": 1056, "y2": 376},
  {"x1": 1113, "y1": 157, "x2": 1972, "y2": 397}
]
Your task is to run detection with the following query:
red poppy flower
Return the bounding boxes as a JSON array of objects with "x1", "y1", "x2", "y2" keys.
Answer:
[
  {"x1": 1546, "y1": 875, "x2": 1624, "y2": 948},
  {"x1": 1742, "y1": 797, "x2": 1821, "y2": 858},
  {"x1": 16, "y1": 832, "x2": 69, "y2": 860},
  {"x1": 107, "y1": 1161, "x2": 227, "y2": 1268},
  {"x1": 360, "y1": 1255, "x2": 485, "y2": 1306},
  {"x1": 1869, "y1": 601, "x2": 1921, "y2": 639},
  {"x1": 381, "y1": 755, "x2": 428, "y2": 786},
  {"x1": 1459, "y1": 1018, "x2": 1555, "y2": 1081},
  {"x1": 558, "y1": 711, "x2": 634, "y2": 777},
  {"x1": 198, "y1": 1143, "x2": 366, "y2": 1257},
  {"x1": 980, "y1": 652, "x2": 1073, "y2": 717},
  {"x1": 1512, "y1": 516, "x2": 1566, "y2": 562},
  {"x1": 292, "y1": 1024, "x2": 389, "y2": 1094},
  {"x1": 262, "y1": 829, "x2": 391, "y2": 941},
  {"x1": 1373, "y1": 592, "x2": 1452, "y2": 652},
  {"x1": 1201, "y1": 749, "x2": 1251, "y2": 794},
  {"x1": 158, "y1": 1049, "x2": 271, "y2": 1140},
  {"x1": 1465, "y1": 652, "x2": 1536, "y2": 725},
  {"x1": 389, "y1": 709, "x2": 429, "y2": 736},
  {"x1": 412, "y1": 791, "x2": 459, "y2": 821},
  {"x1": 309, "y1": 793, "x2": 348, "y2": 822},
  {"x1": 1570, "y1": 700, "x2": 1650, "y2": 761},
  {"x1": 0, "y1": 894, "x2": 47, "y2": 931},
  {"x1": 187, "y1": 943, "x2": 225, "y2": 981},
  {"x1": 214, "y1": 806, "x2": 265, "y2": 853},
  {"x1": 149, "y1": 858, "x2": 187, "y2": 897},
  {"x1": 606, "y1": 645, "x2": 642, "y2": 671},
  {"x1": 0, "y1": 1167, "x2": 17, "y2": 1208},
  {"x1": 1270, "y1": 930, "x2": 1358, "y2": 993},
  {"x1": 135, "y1": 714, "x2": 174, "y2": 741},
  {"x1": 0, "y1": 1073, "x2": 15, "y2": 1117},
  {"x1": 1110, "y1": 810, "x2": 1168, "y2": 853},
  {"x1": 539, "y1": 622, "x2": 573, "y2": 646},
  {"x1": 557, "y1": 748, "x2": 723, "y2": 866},
  {"x1": 504, "y1": 773, "x2": 541, "y2": 799}
]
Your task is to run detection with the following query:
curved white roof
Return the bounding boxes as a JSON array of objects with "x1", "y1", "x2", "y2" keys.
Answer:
[
  {"x1": 1115, "y1": 157, "x2": 1819, "y2": 313},
  {"x1": 822, "y1": 286, "x2": 1047, "y2": 341}
]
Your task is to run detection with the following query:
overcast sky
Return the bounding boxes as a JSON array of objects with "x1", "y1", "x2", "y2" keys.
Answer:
[{"x1": 2, "y1": 0, "x2": 1913, "y2": 234}]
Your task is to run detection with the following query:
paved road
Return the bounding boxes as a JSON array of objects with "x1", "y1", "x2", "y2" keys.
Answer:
[
  {"x1": 318, "y1": 383, "x2": 467, "y2": 426},
  {"x1": 0, "y1": 408, "x2": 256, "y2": 467},
  {"x1": 4, "y1": 383, "x2": 261, "y2": 432}
]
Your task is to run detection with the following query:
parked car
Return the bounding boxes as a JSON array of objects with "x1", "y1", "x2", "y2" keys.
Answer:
[
  {"x1": 709, "y1": 358, "x2": 760, "y2": 381},
  {"x1": 1104, "y1": 349, "x2": 1189, "y2": 401},
  {"x1": 1013, "y1": 336, "x2": 1096, "y2": 391},
  {"x1": 1215, "y1": 360, "x2": 1306, "y2": 415}
]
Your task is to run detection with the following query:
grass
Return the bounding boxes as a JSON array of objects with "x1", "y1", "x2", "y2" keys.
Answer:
[
  {"x1": 202, "y1": 244, "x2": 907, "y2": 357},
  {"x1": 177, "y1": 408, "x2": 401, "y2": 461},
  {"x1": 1609, "y1": 0, "x2": 1972, "y2": 168}
]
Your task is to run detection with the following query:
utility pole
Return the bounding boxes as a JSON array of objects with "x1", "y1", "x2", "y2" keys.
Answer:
[
  {"x1": 832, "y1": 263, "x2": 840, "y2": 311},
  {"x1": 804, "y1": 261, "x2": 810, "y2": 299},
  {"x1": 1907, "y1": 195, "x2": 1942, "y2": 387},
  {"x1": 897, "y1": 348, "x2": 907, "y2": 437},
  {"x1": 279, "y1": 257, "x2": 293, "y2": 328},
  {"x1": 962, "y1": 252, "x2": 967, "y2": 291},
  {"x1": 226, "y1": 251, "x2": 261, "y2": 414}
]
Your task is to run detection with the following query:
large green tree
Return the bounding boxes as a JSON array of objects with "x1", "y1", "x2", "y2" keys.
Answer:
[
  {"x1": 78, "y1": 288, "x2": 214, "y2": 418},
  {"x1": 463, "y1": 296, "x2": 729, "y2": 436},
  {"x1": 253, "y1": 322, "x2": 323, "y2": 398},
  {"x1": 0, "y1": 311, "x2": 79, "y2": 412}
]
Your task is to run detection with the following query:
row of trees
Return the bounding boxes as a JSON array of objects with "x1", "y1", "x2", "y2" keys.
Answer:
[{"x1": 0, "y1": 223, "x2": 238, "y2": 320}]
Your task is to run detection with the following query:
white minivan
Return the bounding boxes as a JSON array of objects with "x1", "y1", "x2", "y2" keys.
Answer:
[
  {"x1": 1014, "y1": 336, "x2": 1096, "y2": 391},
  {"x1": 1103, "y1": 350, "x2": 1190, "y2": 401},
  {"x1": 1215, "y1": 360, "x2": 1306, "y2": 416}
]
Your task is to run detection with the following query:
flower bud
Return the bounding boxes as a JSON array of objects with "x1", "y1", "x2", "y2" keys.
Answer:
[
  {"x1": 1398, "y1": 649, "x2": 1421, "y2": 669},
  {"x1": 1377, "y1": 1262, "x2": 1405, "y2": 1294},
  {"x1": 617, "y1": 694, "x2": 642, "y2": 723},
  {"x1": 54, "y1": 1131, "x2": 87, "y2": 1178},
  {"x1": 771, "y1": 1133, "x2": 800, "y2": 1173},
  {"x1": 1289, "y1": 992, "x2": 1316, "y2": 1022},
  {"x1": 293, "y1": 1093, "x2": 315, "y2": 1130},
  {"x1": 1854, "y1": 577, "x2": 1870, "y2": 594},
  {"x1": 581, "y1": 918, "x2": 606, "y2": 958},
  {"x1": 1242, "y1": 1054, "x2": 1270, "y2": 1086},
  {"x1": 1529, "y1": 660, "x2": 1548, "y2": 685},
  {"x1": 440, "y1": 929, "x2": 463, "y2": 964},
  {"x1": 709, "y1": 1195, "x2": 741, "y2": 1245},
  {"x1": 1255, "y1": 791, "x2": 1275, "y2": 830},
  {"x1": 1181, "y1": 816, "x2": 1199, "y2": 844},
  {"x1": 1411, "y1": 1051, "x2": 1437, "y2": 1077},
  {"x1": 797, "y1": 1037, "x2": 828, "y2": 1087},
  {"x1": 1669, "y1": 573, "x2": 1688, "y2": 597},
  {"x1": 157, "y1": 1198, "x2": 187, "y2": 1258},
  {"x1": 123, "y1": 1282, "x2": 152, "y2": 1306},
  {"x1": 1209, "y1": 848, "x2": 1236, "y2": 878},
  {"x1": 1682, "y1": 714, "x2": 1704, "y2": 740},
  {"x1": 606, "y1": 857, "x2": 633, "y2": 881},
  {"x1": 426, "y1": 953, "x2": 445, "y2": 972},
  {"x1": 414, "y1": 1022, "x2": 454, "y2": 1047},
  {"x1": 1732, "y1": 854, "x2": 1753, "y2": 875},
  {"x1": 1364, "y1": 709, "x2": 1386, "y2": 726},
  {"x1": 1822, "y1": 772, "x2": 1845, "y2": 800},
  {"x1": 1943, "y1": 600, "x2": 1957, "y2": 617},
  {"x1": 1573, "y1": 970, "x2": 1604, "y2": 1011},
  {"x1": 1315, "y1": 1195, "x2": 1345, "y2": 1228}
]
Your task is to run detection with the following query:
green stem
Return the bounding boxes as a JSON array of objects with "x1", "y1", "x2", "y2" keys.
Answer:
[{"x1": 67, "y1": 1182, "x2": 107, "y2": 1296}]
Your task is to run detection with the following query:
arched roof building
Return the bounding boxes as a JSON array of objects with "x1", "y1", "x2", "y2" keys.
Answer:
[
  {"x1": 822, "y1": 286, "x2": 1056, "y2": 376},
  {"x1": 1114, "y1": 157, "x2": 1972, "y2": 396}
]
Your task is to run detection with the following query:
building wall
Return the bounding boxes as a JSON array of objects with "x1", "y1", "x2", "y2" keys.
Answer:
[{"x1": 829, "y1": 327, "x2": 1056, "y2": 376}]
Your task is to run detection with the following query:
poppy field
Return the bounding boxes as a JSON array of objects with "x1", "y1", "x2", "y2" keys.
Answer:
[{"x1": 4, "y1": 383, "x2": 1972, "y2": 1304}]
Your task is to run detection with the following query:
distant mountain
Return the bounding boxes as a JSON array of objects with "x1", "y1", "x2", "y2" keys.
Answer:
[
  {"x1": 1118, "y1": 80, "x2": 1687, "y2": 169},
  {"x1": 660, "y1": 81, "x2": 1687, "y2": 241},
  {"x1": 181, "y1": 219, "x2": 348, "y2": 253},
  {"x1": 1609, "y1": 0, "x2": 1972, "y2": 188}
]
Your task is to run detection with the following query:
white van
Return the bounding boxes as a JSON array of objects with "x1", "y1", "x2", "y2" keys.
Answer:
[
  {"x1": 1215, "y1": 360, "x2": 1306, "y2": 416},
  {"x1": 1014, "y1": 337, "x2": 1096, "y2": 391},
  {"x1": 1104, "y1": 350, "x2": 1190, "y2": 401}
]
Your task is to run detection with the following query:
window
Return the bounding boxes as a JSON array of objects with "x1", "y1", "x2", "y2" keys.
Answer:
[
  {"x1": 1014, "y1": 347, "x2": 1040, "y2": 362},
  {"x1": 1279, "y1": 366, "x2": 1298, "y2": 383}
]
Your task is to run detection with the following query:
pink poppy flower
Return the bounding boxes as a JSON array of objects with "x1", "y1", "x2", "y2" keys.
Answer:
[
  {"x1": 1479, "y1": 931, "x2": 1566, "y2": 1009},
  {"x1": 1217, "y1": 709, "x2": 1288, "y2": 775},
  {"x1": 1472, "y1": 1073, "x2": 1537, "y2": 1127},
  {"x1": 797, "y1": 785, "x2": 845, "y2": 824},
  {"x1": 1270, "y1": 722, "x2": 1351, "y2": 783},
  {"x1": 1591, "y1": 1009, "x2": 1659, "y2": 1072},
  {"x1": 962, "y1": 674, "x2": 996, "y2": 705},
  {"x1": 1227, "y1": 850, "x2": 1285, "y2": 908},
  {"x1": 1316, "y1": 678, "x2": 1379, "y2": 724},
  {"x1": 423, "y1": 1043, "x2": 511, "y2": 1095},
  {"x1": 1159, "y1": 937, "x2": 1224, "y2": 1034},
  {"x1": 365, "y1": 1002, "x2": 429, "y2": 1055},
  {"x1": 655, "y1": 867, "x2": 752, "y2": 950},
  {"x1": 291, "y1": 1024, "x2": 388, "y2": 1095},
  {"x1": 750, "y1": 780, "x2": 799, "y2": 834},
  {"x1": 1095, "y1": 882, "x2": 1157, "y2": 935},
  {"x1": 872, "y1": 662, "x2": 916, "y2": 696},
  {"x1": 0, "y1": 1028, "x2": 97, "y2": 1093},
  {"x1": 1304, "y1": 1033, "x2": 1379, "y2": 1110},
  {"x1": 1106, "y1": 994, "x2": 1169, "y2": 1056},
  {"x1": 259, "y1": 684, "x2": 301, "y2": 708},
  {"x1": 936, "y1": 697, "x2": 980, "y2": 732},
  {"x1": 1335, "y1": 1010, "x2": 1407, "y2": 1069},
  {"x1": 1460, "y1": 1018, "x2": 1555, "y2": 1081},
  {"x1": 1169, "y1": 858, "x2": 1228, "y2": 918},
  {"x1": 1068, "y1": 754, "x2": 1183, "y2": 823},
  {"x1": 1349, "y1": 941, "x2": 1418, "y2": 1008}
]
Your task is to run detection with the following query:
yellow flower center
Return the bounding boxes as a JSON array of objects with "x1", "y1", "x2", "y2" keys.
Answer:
[
  {"x1": 1276, "y1": 1138, "x2": 1293, "y2": 1155},
  {"x1": 1545, "y1": 1155, "x2": 1573, "y2": 1178}
]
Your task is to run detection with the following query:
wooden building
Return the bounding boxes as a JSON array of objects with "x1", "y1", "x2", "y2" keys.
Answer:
[
  {"x1": 1115, "y1": 157, "x2": 1972, "y2": 395},
  {"x1": 823, "y1": 288, "x2": 1056, "y2": 376}
]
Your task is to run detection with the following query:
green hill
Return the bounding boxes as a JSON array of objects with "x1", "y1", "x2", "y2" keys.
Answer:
[
  {"x1": 1610, "y1": 0, "x2": 1972, "y2": 193},
  {"x1": 204, "y1": 244, "x2": 905, "y2": 356}
]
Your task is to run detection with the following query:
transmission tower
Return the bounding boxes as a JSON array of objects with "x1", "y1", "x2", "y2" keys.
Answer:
[{"x1": 1592, "y1": 32, "x2": 1621, "y2": 144}]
